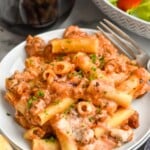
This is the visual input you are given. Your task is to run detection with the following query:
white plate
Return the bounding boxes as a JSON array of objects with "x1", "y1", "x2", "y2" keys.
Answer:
[
  {"x1": 0, "y1": 29, "x2": 150, "y2": 150},
  {"x1": 92, "y1": 0, "x2": 150, "y2": 39}
]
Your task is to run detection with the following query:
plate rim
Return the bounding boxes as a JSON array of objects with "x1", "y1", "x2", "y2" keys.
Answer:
[{"x1": 0, "y1": 28, "x2": 150, "y2": 150}]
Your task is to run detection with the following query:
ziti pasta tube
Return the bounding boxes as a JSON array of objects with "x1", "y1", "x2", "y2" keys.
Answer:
[
  {"x1": 0, "y1": 135, "x2": 13, "y2": 150},
  {"x1": 104, "y1": 90, "x2": 132, "y2": 108},
  {"x1": 94, "y1": 108, "x2": 135, "y2": 138},
  {"x1": 37, "y1": 97, "x2": 75, "y2": 125},
  {"x1": 51, "y1": 117, "x2": 78, "y2": 150},
  {"x1": 51, "y1": 38, "x2": 99, "y2": 54},
  {"x1": 32, "y1": 138, "x2": 60, "y2": 150}
]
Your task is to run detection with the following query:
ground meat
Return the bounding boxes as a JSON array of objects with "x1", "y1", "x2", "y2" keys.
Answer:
[{"x1": 128, "y1": 111, "x2": 139, "y2": 128}]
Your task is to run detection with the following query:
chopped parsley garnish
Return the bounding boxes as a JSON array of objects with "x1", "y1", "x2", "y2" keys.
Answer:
[
  {"x1": 88, "y1": 73, "x2": 97, "y2": 81},
  {"x1": 67, "y1": 72, "x2": 73, "y2": 78},
  {"x1": 64, "y1": 104, "x2": 75, "y2": 114},
  {"x1": 68, "y1": 69, "x2": 83, "y2": 78},
  {"x1": 27, "y1": 96, "x2": 37, "y2": 109},
  {"x1": 91, "y1": 66, "x2": 97, "y2": 72},
  {"x1": 99, "y1": 56, "x2": 105, "y2": 69},
  {"x1": 96, "y1": 107, "x2": 101, "y2": 114},
  {"x1": 88, "y1": 116, "x2": 95, "y2": 122},
  {"x1": 90, "y1": 54, "x2": 105, "y2": 69},
  {"x1": 76, "y1": 69, "x2": 83, "y2": 78},
  {"x1": 90, "y1": 54, "x2": 97, "y2": 63},
  {"x1": 45, "y1": 136, "x2": 56, "y2": 143},
  {"x1": 37, "y1": 90, "x2": 45, "y2": 97},
  {"x1": 88, "y1": 75, "x2": 95, "y2": 81},
  {"x1": 44, "y1": 110, "x2": 49, "y2": 116},
  {"x1": 53, "y1": 99, "x2": 60, "y2": 105}
]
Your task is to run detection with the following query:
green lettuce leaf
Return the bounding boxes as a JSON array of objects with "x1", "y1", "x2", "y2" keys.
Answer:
[
  {"x1": 128, "y1": 1, "x2": 150, "y2": 21},
  {"x1": 109, "y1": 0, "x2": 118, "y2": 6}
]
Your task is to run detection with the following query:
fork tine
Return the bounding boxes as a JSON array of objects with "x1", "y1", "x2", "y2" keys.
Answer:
[
  {"x1": 97, "y1": 25, "x2": 134, "y2": 59},
  {"x1": 99, "y1": 21, "x2": 136, "y2": 59},
  {"x1": 97, "y1": 19, "x2": 150, "y2": 69},
  {"x1": 103, "y1": 19, "x2": 142, "y2": 54}
]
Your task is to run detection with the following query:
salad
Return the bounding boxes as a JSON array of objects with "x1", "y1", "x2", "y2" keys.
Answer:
[{"x1": 109, "y1": 0, "x2": 150, "y2": 22}]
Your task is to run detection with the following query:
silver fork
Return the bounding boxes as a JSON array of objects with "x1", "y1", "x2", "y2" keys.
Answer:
[{"x1": 97, "y1": 19, "x2": 150, "y2": 71}]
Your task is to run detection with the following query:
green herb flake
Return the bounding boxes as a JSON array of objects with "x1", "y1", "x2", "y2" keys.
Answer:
[
  {"x1": 99, "y1": 56, "x2": 105, "y2": 69},
  {"x1": 90, "y1": 54, "x2": 97, "y2": 63},
  {"x1": 88, "y1": 116, "x2": 95, "y2": 122},
  {"x1": 96, "y1": 107, "x2": 101, "y2": 114},
  {"x1": 53, "y1": 99, "x2": 60, "y2": 105},
  {"x1": 70, "y1": 104, "x2": 75, "y2": 109},
  {"x1": 44, "y1": 110, "x2": 49, "y2": 116},
  {"x1": 64, "y1": 104, "x2": 75, "y2": 114},
  {"x1": 91, "y1": 66, "x2": 97, "y2": 72},
  {"x1": 74, "y1": 69, "x2": 83, "y2": 78},
  {"x1": 68, "y1": 72, "x2": 73, "y2": 78},
  {"x1": 70, "y1": 69, "x2": 83, "y2": 78},
  {"x1": 27, "y1": 96, "x2": 37, "y2": 109},
  {"x1": 88, "y1": 73, "x2": 97, "y2": 81},
  {"x1": 27, "y1": 99, "x2": 33, "y2": 109},
  {"x1": 37, "y1": 90, "x2": 45, "y2": 97},
  {"x1": 88, "y1": 75, "x2": 95, "y2": 81},
  {"x1": 45, "y1": 136, "x2": 56, "y2": 143}
]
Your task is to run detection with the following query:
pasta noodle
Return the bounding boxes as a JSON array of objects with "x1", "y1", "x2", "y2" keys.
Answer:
[
  {"x1": 51, "y1": 38, "x2": 99, "y2": 54},
  {"x1": 77, "y1": 101, "x2": 95, "y2": 116},
  {"x1": 51, "y1": 117, "x2": 78, "y2": 150},
  {"x1": 117, "y1": 74, "x2": 139, "y2": 91},
  {"x1": 53, "y1": 61, "x2": 74, "y2": 75},
  {"x1": 37, "y1": 97, "x2": 75, "y2": 125},
  {"x1": 4, "y1": 25, "x2": 150, "y2": 150},
  {"x1": 24, "y1": 127, "x2": 45, "y2": 140},
  {"x1": 104, "y1": 90, "x2": 132, "y2": 108},
  {"x1": 43, "y1": 67, "x2": 56, "y2": 84},
  {"x1": 73, "y1": 52, "x2": 106, "y2": 79},
  {"x1": 32, "y1": 138, "x2": 60, "y2": 150},
  {"x1": 0, "y1": 135, "x2": 13, "y2": 150},
  {"x1": 94, "y1": 108, "x2": 135, "y2": 138}
]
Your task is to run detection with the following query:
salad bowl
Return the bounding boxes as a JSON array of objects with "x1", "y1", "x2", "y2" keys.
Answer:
[{"x1": 92, "y1": 0, "x2": 150, "y2": 39}]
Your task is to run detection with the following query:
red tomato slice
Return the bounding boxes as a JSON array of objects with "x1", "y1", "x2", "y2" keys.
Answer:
[{"x1": 117, "y1": 0, "x2": 142, "y2": 11}]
